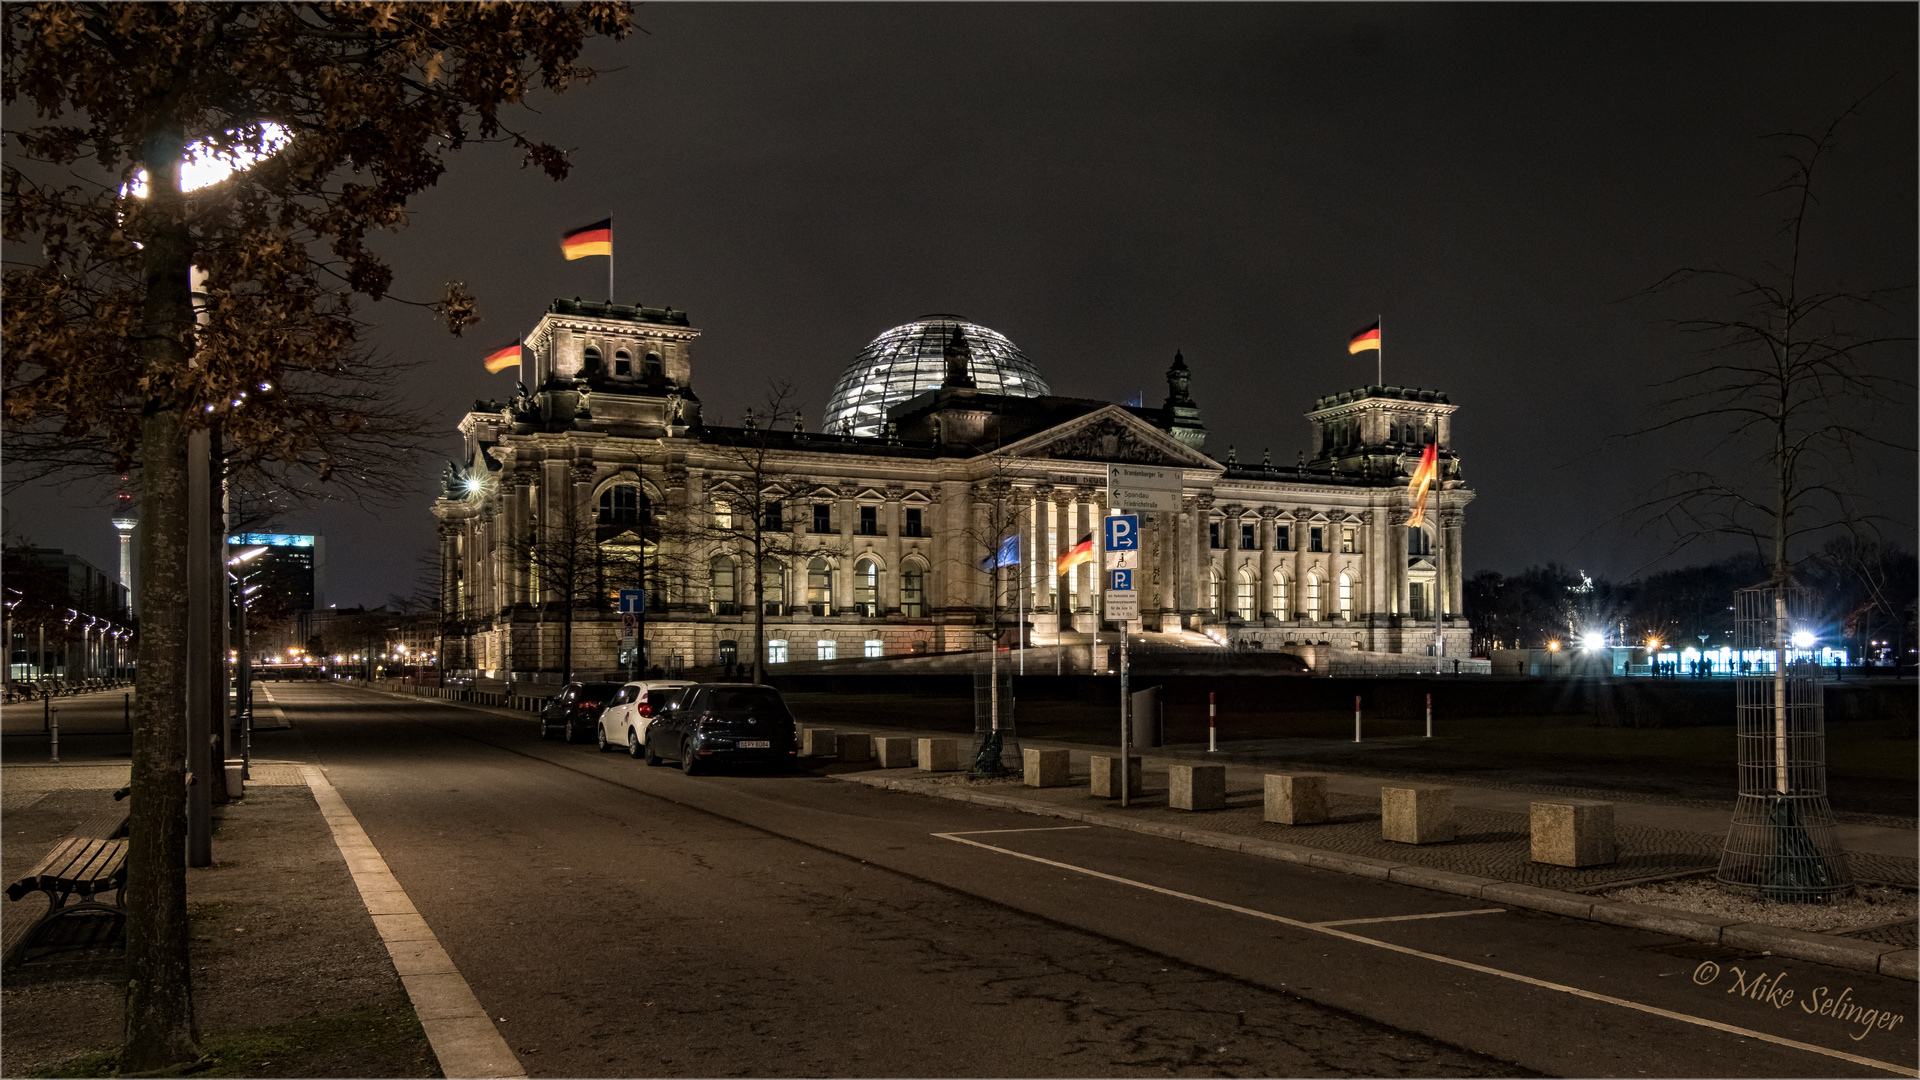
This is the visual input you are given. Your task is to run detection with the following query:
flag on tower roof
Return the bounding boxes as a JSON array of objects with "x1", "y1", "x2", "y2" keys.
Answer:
[
  {"x1": 483, "y1": 341, "x2": 522, "y2": 374},
  {"x1": 1348, "y1": 321, "x2": 1381, "y2": 354},
  {"x1": 560, "y1": 217, "x2": 612, "y2": 260}
]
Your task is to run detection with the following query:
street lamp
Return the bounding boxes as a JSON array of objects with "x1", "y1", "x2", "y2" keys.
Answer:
[{"x1": 1547, "y1": 639, "x2": 1560, "y2": 677}]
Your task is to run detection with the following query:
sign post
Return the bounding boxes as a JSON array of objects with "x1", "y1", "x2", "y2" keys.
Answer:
[
  {"x1": 1104, "y1": 512, "x2": 1140, "y2": 807},
  {"x1": 619, "y1": 590, "x2": 645, "y2": 678}
]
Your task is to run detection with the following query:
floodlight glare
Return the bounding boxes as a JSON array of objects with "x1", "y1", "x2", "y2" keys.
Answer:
[
  {"x1": 1582, "y1": 633, "x2": 1605, "y2": 650},
  {"x1": 1791, "y1": 631, "x2": 1815, "y2": 648}
]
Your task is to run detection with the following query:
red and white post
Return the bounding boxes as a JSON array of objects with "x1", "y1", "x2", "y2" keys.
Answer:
[
  {"x1": 1353, "y1": 695, "x2": 1362, "y2": 743},
  {"x1": 1208, "y1": 692, "x2": 1216, "y2": 753},
  {"x1": 1425, "y1": 692, "x2": 1433, "y2": 738}
]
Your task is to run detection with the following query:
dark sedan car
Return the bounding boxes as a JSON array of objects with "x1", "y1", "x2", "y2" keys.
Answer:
[
  {"x1": 540, "y1": 681, "x2": 623, "y2": 743},
  {"x1": 644, "y1": 684, "x2": 798, "y2": 774}
]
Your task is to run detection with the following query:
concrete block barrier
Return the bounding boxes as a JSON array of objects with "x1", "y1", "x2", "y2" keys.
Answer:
[
  {"x1": 1088, "y1": 754, "x2": 1142, "y2": 799},
  {"x1": 917, "y1": 737, "x2": 961, "y2": 772},
  {"x1": 801, "y1": 727, "x2": 837, "y2": 757},
  {"x1": 873, "y1": 737, "x2": 915, "y2": 768},
  {"x1": 835, "y1": 732, "x2": 873, "y2": 763},
  {"x1": 1264, "y1": 773, "x2": 1328, "y2": 825},
  {"x1": 1169, "y1": 764, "x2": 1226, "y2": 810},
  {"x1": 1381, "y1": 784, "x2": 1454, "y2": 844},
  {"x1": 1530, "y1": 799, "x2": 1616, "y2": 867},
  {"x1": 1022, "y1": 748, "x2": 1070, "y2": 788}
]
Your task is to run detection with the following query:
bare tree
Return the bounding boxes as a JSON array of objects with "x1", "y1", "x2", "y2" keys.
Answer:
[
  {"x1": 690, "y1": 382, "x2": 812, "y2": 684},
  {"x1": 953, "y1": 463, "x2": 1032, "y2": 776},
  {"x1": 524, "y1": 493, "x2": 606, "y2": 681},
  {"x1": 1624, "y1": 87, "x2": 1915, "y2": 582}
]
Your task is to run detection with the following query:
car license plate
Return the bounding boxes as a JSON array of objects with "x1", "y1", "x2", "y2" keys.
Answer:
[{"x1": 738, "y1": 740, "x2": 771, "y2": 749}]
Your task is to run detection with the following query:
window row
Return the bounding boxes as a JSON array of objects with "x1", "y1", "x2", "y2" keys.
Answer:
[
  {"x1": 756, "y1": 638, "x2": 887, "y2": 664},
  {"x1": 1204, "y1": 570, "x2": 1360, "y2": 622},
  {"x1": 582, "y1": 345, "x2": 664, "y2": 381},
  {"x1": 711, "y1": 502, "x2": 925, "y2": 537},
  {"x1": 1207, "y1": 522, "x2": 1356, "y2": 554},
  {"x1": 709, "y1": 555, "x2": 927, "y2": 617}
]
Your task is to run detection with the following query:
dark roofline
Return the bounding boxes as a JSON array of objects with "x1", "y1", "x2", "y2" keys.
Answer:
[
  {"x1": 1311, "y1": 385, "x2": 1450, "y2": 410},
  {"x1": 548, "y1": 297, "x2": 691, "y2": 327}
]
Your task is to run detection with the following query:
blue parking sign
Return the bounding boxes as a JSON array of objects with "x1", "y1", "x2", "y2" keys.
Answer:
[
  {"x1": 1105, "y1": 514, "x2": 1139, "y2": 552},
  {"x1": 1110, "y1": 568, "x2": 1133, "y2": 591}
]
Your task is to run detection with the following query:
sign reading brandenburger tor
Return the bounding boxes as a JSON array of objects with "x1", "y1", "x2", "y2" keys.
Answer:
[{"x1": 1107, "y1": 464, "x2": 1181, "y2": 512}]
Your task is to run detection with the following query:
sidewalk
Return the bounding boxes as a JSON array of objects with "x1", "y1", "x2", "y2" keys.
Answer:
[
  {"x1": 0, "y1": 759, "x2": 440, "y2": 1078},
  {"x1": 807, "y1": 725, "x2": 1918, "y2": 982}
]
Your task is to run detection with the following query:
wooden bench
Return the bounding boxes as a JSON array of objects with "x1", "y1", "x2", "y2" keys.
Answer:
[{"x1": 5, "y1": 836, "x2": 129, "y2": 964}]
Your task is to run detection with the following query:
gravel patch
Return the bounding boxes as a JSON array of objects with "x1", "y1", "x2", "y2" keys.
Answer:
[{"x1": 1597, "y1": 876, "x2": 1918, "y2": 934}]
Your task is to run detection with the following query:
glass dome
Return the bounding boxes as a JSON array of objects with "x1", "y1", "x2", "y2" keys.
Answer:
[{"x1": 822, "y1": 316, "x2": 1050, "y2": 437}]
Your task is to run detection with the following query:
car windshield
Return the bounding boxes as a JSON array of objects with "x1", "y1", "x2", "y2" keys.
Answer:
[
  {"x1": 706, "y1": 689, "x2": 787, "y2": 716},
  {"x1": 578, "y1": 683, "x2": 621, "y2": 703}
]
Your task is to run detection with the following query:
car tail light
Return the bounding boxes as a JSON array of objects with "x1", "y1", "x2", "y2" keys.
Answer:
[{"x1": 638, "y1": 702, "x2": 652, "y2": 718}]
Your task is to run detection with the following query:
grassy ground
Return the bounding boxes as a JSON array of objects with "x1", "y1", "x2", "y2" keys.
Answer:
[{"x1": 27, "y1": 1005, "x2": 433, "y2": 1079}]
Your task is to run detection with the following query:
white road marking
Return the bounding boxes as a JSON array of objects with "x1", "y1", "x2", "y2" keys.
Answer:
[
  {"x1": 1313, "y1": 908, "x2": 1507, "y2": 927},
  {"x1": 934, "y1": 831, "x2": 1918, "y2": 1078},
  {"x1": 941, "y1": 826, "x2": 1094, "y2": 836},
  {"x1": 305, "y1": 766, "x2": 525, "y2": 1079}
]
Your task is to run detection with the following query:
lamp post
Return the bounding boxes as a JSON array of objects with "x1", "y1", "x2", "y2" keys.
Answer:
[{"x1": 1547, "y1": 639, "x2": 1560, "y2": 677}]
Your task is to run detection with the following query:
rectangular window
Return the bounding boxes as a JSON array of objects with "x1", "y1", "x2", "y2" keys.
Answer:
[
  {"x1": 858, "y1": 505, "x2": 878, "y2": 535},
  {"x1": 761, "y1": 503, "x2": 782, "y2": 533},
  {"x1": 816, "y1": 638, "x2": 836, "y2": 661},
  {"x1": 864, "y1": 638, "x2": 883, "y2": 659},
  {"x1": 1409, "y1": 582, "x2": 1426, "y2": 620},
  {"x1": 714, "y1": 504, "x2": 733, "y2": 531},
  {"x1": 1341, "y1": 526, "x2": 1356, "y2": 554},
  {"x1": 901, "y1": 566, "x2": 925, "y2": 617},
  {"x1": 1276, "y1": 525, "x2": 1289, "y2": 551},
  {"x1": 767, "y1": 639, "x2": 788, "y2": 664},
  {"x1": 812, "y1": 503, "x2": 832, "y2": 533},
  {"x1": 1240, "y1": 523, "x2": 1257, "y2": 550},
  {"x1": 1209, "y1": 522, "x2": 1223, "y2": 549},
  {"x1": 904, "y1": 507, "x2": 923, "y2": 537},
  {"x1": 1309, "y1": 526, "x2": 1324, "y2": 553}
]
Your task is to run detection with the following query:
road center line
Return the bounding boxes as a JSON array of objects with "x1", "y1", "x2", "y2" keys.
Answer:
[
  {"x1": 1313, "y1": 908, "x2": 1507, "y2": 927},
  {"x1": 304, "y1": 765, "x2": 525, "y2": 1080},
  {"x1": 933, "y1": 831, "x2": 1917, "y2": 1078}
]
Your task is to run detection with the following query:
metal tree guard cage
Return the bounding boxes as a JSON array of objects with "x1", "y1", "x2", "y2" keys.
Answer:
[
  {"x1": 971, "y1": 669, "x2": 1019, "y2": 778},
  {"x1": 1714, "y1": 584, "x2": 1852, "y2": 902}
]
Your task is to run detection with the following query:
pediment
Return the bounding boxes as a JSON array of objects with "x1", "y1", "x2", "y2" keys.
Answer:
[{"x1": 1002, "y1": 406, "x2": 1218, "y2": 469}]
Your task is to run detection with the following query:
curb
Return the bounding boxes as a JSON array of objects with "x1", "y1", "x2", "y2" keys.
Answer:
[{"x1": 834, "y1": 770, "x2": 1917, "y2": 982}]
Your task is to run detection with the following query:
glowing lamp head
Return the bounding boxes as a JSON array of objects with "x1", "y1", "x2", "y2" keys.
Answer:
[
  {"x1": 1791, "y1": 631, "x2": 1815, "y2": 648},
  {"x1": 1547, "y1": 641, "x2": 1561, "y2": 652},
  {"x1": 1582, "y1": 633, "x2": 1605, "y2": 650},
  {"x1": 463, "y1": 477, "x2": 483, "y2": 494}
]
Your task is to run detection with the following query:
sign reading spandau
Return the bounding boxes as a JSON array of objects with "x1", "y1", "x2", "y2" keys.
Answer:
[{"x1": 1107, "y1": 464, "x2": 1181, "y2": 511}]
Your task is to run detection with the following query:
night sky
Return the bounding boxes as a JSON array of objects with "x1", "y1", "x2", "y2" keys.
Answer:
[{"x1": 11, "y1": 4, "x2": 1915, "y2": 609}]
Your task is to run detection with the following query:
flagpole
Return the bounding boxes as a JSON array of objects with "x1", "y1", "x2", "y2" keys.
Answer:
[
  {"x1": 1377, "y1": 312, "x2": 1383, "y2": 387},
  {"x1": 607, "y1": 213, "x2": 614, "y2": 303}
]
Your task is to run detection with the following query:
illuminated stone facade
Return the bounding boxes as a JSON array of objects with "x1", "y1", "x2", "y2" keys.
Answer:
[{"x1": 430, "y1": 299, "x2": 1473, "y2": 677}]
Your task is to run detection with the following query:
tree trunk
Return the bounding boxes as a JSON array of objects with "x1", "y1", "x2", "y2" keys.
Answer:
[{"x1": 121, "y1": 123, "x2": 201, "y2": 1069}]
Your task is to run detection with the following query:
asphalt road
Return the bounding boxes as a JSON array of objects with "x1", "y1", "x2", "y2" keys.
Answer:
[{"x1": 253, "y1": 684, "x2": 1915, "y2": 1078}]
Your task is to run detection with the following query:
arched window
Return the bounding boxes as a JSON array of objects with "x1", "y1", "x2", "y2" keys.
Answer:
[
  {"x1": 614, "y1": 349, "x2": 632, "y2": 377},
  {"x1": 1207, "y1": 567, "x2": 1223, "y2": 617},
  {"x1": 1306, "y1": 574, "x2": 1322, "y2": 621},
  {"x1": 598, "y1": 484, "x2": 641, "y2": 525},
  {"x1": 643, "y1": 352, "x2": 663, "y2": 379},
  {"x1": 853, "y1": 558, "x2": 878, "y2": 616},
  {"x1": 710, "y1": 555, "x2": 736, "y2": 613},
  {"x1": 807, "y1": 557, "x2": 832, "y2": 615},
  {"x1": 1272, "y1": 573, "x2": 1289, "y2": 619},
  {"x1": 1338, "y1": 572, "x2": 1354, "y2": 621},
  {"x1": 582, "y1": 345, "x2": 601, "y2": 377},
  {"x1": 900, "y1": 562, "x2": 926, "y2": 617},
  {"x1": 1235, "y1": 569, "x2": 1255, "y2": 621},
  {"x1": 760, "y1": 560, "x2": 786, "y2": 615},
  {"x1": 1408, "y1": 525, "x2": 1433, "y2": 557}
]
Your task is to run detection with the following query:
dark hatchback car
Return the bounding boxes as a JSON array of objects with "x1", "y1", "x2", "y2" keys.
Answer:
[
  {"x1": 644, "y1": 684, "x2": 798, "y2": 774},
  {"x1": 540, "y1": 681, "x2": 623, "y2": 743}
]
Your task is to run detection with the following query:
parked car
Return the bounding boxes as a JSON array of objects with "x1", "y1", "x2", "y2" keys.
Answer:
[
  {"x1": 539, "y1": 681, "x2": 624, "y2": 743},
  {"x1": 644, "y1": 683, "x2": 799, "y2": 774},
  {"x1": 596, "y1": 680, "x2": 695, "y2": 756}
]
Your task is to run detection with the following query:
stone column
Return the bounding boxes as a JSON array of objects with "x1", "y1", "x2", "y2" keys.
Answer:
[
  {"x1": 1257, "y1": 507, "x2": 1277, "y2": 620},
  {"x1": 1390, "y1": 508, "x2": 1411, "y2": 628},
  {"x1": 1290, "y1": 508, "x2": 1309, "y2": 621},
  {"x1": 1442, "y1": 506, "x2": 1464, "y2": 617},
  {"x1": 1073, "y1": 490, "x2": 1095, "y2": 614},
  {"x1": 836, "y1": 483, "x2": 857, "y2": 613},
  {"x1": 1191, "y1": 495, "x2": 1213, "y2": 623},
  {"x1": 939, "y1": 480, "x2": 970, "y2": 613},
  {"x1": 508, "y1": 473, "x2": 531, "y2": 606},
  {"x1": 884, "y1": 487, "x2": 904, "y2": 614},
  {"x1": 1052, "y1": 490, "x2": 1073, "y2": 615}
]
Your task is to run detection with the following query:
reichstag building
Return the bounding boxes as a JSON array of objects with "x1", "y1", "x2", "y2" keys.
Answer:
[{"x1": 432, "y1": 300, "x2": 1473, "y2": 677}]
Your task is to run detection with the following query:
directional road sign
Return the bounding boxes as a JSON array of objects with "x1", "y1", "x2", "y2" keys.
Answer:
[{"x1": 1108, "y1": 464, "x2": 1181, "y2": 512}]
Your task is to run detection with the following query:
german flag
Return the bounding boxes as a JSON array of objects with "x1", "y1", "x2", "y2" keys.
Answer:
[
  {"x1": 1055, "y1": 533, "x2": 1094, "y2": 577},
  {"x1": 560, "y1": 217, "x2": 612, "y2": 260},
  {"x1": 483, "y1": 341, "x2": 522, "y2": 374},
  {"x1": 1348, "y1": 321, "x2": 1381, "y2": 354},
  {"x1": 1406, "y1": 442, "x2": 1439, "y2": 527}
]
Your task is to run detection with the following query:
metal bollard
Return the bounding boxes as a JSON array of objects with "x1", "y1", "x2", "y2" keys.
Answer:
[
  {"x1": 1425, "y1": 692, "x2": 1433, "y2": 738},
  {"x1": 1353, "y1": 694, "x2": 1362, "y2": 743},
  {"x1": 125, "y1": 691, "x2": 132, "y2": 732},
  {"x1": 50, "y1": 704, "x2": 60, "y2": 763}
]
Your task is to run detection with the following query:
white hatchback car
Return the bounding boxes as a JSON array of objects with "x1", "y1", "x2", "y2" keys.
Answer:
[{"x1": 596, "y1": 680, "x2": 696, "y2": 757}]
